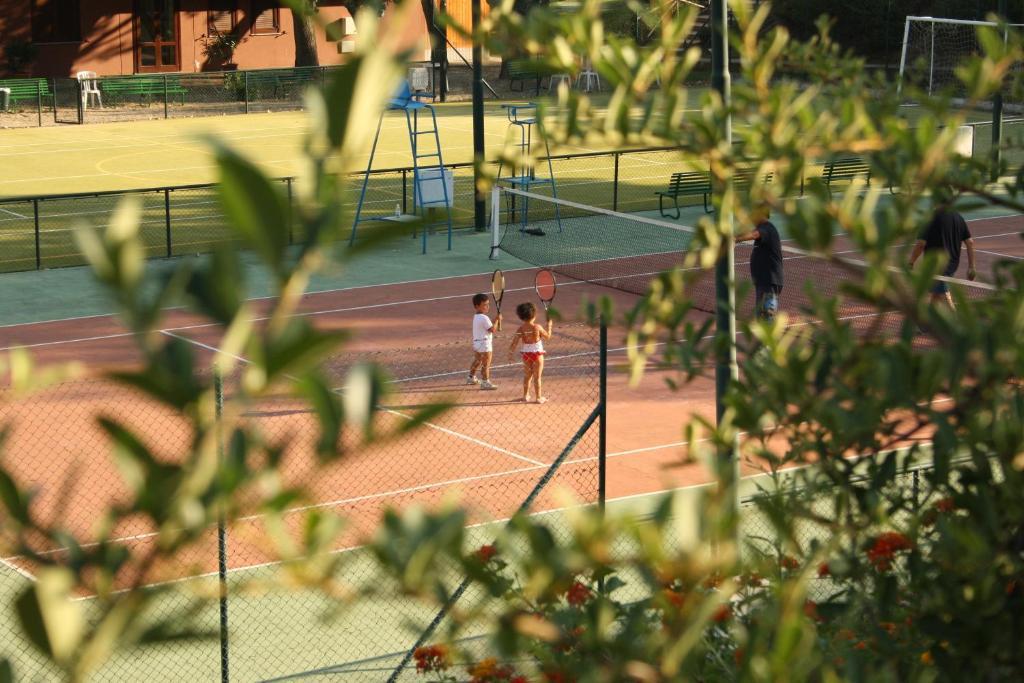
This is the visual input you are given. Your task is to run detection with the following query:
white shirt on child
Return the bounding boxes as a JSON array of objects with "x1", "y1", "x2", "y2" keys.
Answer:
[{"x1": 472, "y1": 313, "x2": 494, "y2": 352}]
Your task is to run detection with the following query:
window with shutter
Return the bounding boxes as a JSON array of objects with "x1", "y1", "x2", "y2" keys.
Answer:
[
  {"x1": 208, "y1": 10, "x2": 235, "y2": 35},
  {"x1": 251, "y1": 3, "x2": 280, "y2": 35}
]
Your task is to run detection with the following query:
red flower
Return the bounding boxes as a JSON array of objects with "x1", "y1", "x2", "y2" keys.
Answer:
[
  {"x1": 780, "y1": 555, "x2": 800, "y2": 571},
  {"x1": 566, "y1": 580, "x2": 592, "y2": 606},
  {"x1": 712, "y1": 604, "x2": 732, "y2": 623},
  {"x1": 413, "y1": 644, "x2": 450, "y2": 673},
  {"x1": 817, "y1": 562, "x2": 831, "y2": 578},
  {"x1": 879, "y1": 621, "x2": 898, "y2": 635},
  {"x1": 1007, "y1": 579, "x2": 1020, "y2": 596},
  {"x1": 854, "y1": 640, "x2": 868, "y2": 651},
  {"x1": 866, "y1": 532, "x2": 913, "y2": 571},
  {"x1": 702, "y1": 572, "x2": 723, "y2": 589},
  {"x1": 475, "y1": 544, "x2": 498, "y2": 564},
  {"x1": 511, "y1": 678, "x2": 528, "y2": 683},
  {"x1": 543, "y1": 671, "x2": 574, "y2": 683},
  {"x1": 663, "y1": 588, "x2": 686, "y2": 609},
  {"x1": 934, "y1": 497, "x2": 956, "y2": 513},
  {"x1": 803, "y1": 600, "x2": 823, "y2": 622}
]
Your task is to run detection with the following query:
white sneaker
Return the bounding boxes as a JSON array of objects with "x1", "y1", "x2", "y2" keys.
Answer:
[
  {"x1": 480, "y1": 380, "x2": 498, "y2": 391},
  {"x1": 466, "y1": 375, "x2": 479, "y2": 385}
]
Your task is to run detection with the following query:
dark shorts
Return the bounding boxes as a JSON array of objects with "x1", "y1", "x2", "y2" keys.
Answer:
[{"x1": 755, "y1": 284, "x2": 781, "y2": 321}]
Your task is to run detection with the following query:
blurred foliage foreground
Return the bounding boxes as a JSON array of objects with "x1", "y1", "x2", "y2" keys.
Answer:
[{"x1": 1, "y1": 1, "x2": 1024, "y2": 681}]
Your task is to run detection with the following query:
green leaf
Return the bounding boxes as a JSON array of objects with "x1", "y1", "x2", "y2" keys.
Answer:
[
  {"x1": 260, "y1": 320, "x2": 349, "y2": 386},
  {"x1": 185, "y1": 247, "x2": 245, "y2": 325},
  {"x1": 16, "y1": 568, "x2": 85, "y2": 665},
  {"x1": 297, "y1": 374, "x2": 344, "y2": 462},
  {"x1": 212, "y1": 145, "x2": 291, "y2": 279}
]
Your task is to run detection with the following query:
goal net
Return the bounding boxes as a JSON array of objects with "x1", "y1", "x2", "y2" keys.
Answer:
[{"x1": 898, "y1": 15, "x2": 1023, "y2": 101}]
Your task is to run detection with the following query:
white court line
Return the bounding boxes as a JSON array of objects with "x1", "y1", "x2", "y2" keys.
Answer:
[
  {"x1": 159, "y1": 329, "x2": 545, "y2": 469},
  {"x1": 0, "y1": 556, "x2": 37, "y2": 582},
  {"x1": 0, "y1": 206, "x2": 30, "y2": 220},
  {"x1": 977, "y1": 248, "x2": 1022, "y2": 259}
]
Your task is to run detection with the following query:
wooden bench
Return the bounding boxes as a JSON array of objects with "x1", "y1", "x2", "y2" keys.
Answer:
[
  {"x1": 101, "y1": 76, "x2": 187, "y2": 105},
  {"x1": 507, "y1": 59, "x2": 544, "y2": 95},
  {"x1": 822, "y1": 156, "x2": 871, "y2": 195},
  {"x1": 0, "y1": 78, "x2": 52, "y2": 109},
  {"x1": 656, "y1": 171, "x2": 713, "y2": 217}
]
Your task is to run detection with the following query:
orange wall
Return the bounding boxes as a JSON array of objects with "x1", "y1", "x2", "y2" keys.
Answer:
[{"x1": 0, "y1": 1, "x2": 356, "y2": 77}]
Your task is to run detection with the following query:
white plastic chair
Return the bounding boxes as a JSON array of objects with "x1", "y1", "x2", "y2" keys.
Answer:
[
  {"x1": 576, "y1": 60, "x2": 601, "y2": 93},
  {"x1": 76, "y1": 71, "x2": 102, "y2": 109},
  {"x1": 548, "y1": 73, "x2": 572, "y2": 92}
]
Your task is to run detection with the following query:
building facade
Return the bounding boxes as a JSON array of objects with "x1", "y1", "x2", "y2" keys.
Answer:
[{"x1": 0, "y1": 1, "x2": 368, "y2": 77}]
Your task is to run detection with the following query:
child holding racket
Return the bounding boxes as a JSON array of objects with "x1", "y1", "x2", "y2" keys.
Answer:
[
  {"x1": 508, "y1": 302, "x2": 553, "y2": 403},
  {"x1": 468, "y1": 293, "x2": 501, "y2": 390}
]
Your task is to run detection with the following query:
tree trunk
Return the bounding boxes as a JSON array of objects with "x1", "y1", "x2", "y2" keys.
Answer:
[{"x1": 292, "y1": 3, "x2": 320, "y2": 67}]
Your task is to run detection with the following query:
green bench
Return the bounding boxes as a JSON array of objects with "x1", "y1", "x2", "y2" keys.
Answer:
[
  {"x1": 507, "y1": 59, "x2": 544, "y2": 95},
  {"x1": 245, "y1": 67, "x2": 321, "y2": 100},
  {"x1": 0, "y1": 78, "x2": 52, "y2": 109},
  {"x1": 656, "y1": 171, "x2": 713, "y2": 217},
  {"x1": 101, "y1": 76, "x2": 187, "y2": 105},
  {"x1": 733, "y1": 166, "x2": 774, "y2": 191},
  {"x1": 822, "y1": 156, "x2": 871, "y2": 195}
]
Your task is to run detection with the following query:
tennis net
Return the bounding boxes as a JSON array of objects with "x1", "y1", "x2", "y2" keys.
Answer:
[{"x1": 491, "y1": 186, "x2": 1006, "y2": 325}]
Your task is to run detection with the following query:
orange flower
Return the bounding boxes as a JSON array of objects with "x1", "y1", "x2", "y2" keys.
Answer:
[
  {"x1": 702, "y1": 572, "x2": 723, "y2": 589},
  {"x1": 780, "y1": 555, "x2": 800, "y2": 571},
  {"x1": 803, "y1": 600, "x2": 823, "y2": 622},
  {"x1": 566, "y1": 580, "x2": 592, "y2": 606},
  {"x1": 414, "y1": 644, "x2": 450, "y2": 673},
  {"x1": 921, "y1": 651, "x2": 934, "y2": 665},
  {"x1": 469, "y1": 658, "x2": 498, "y2": 678},
  {"x1": 879, "y1": 621, "x2": 898, "y2": 635},
  {"x1": 662, "y1": 588, "x2": 686, "y2": 609},
  {"x1": 475, "y1": 544, "x2": 498, "y2": 563},
  {"x1": 712, "y1": 604, "x2": 732, "y2": 623},
  {"x1": 866, "y1": 532, "x2": 913, "y2": 571},
  {"x1": 854, "y1": 640, "x2": 868, "y2": 651}
]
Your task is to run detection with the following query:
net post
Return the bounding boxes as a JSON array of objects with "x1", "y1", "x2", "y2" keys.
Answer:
[
  {"x1": 992, "y1": 7, "x2": 1007, "y2": 181},
  {"x1": 214, "y1": 366, "x2": 230, "y2": 683},
  {"x1": 489, "y1": 186, "x2": 501, "y2": 259}
]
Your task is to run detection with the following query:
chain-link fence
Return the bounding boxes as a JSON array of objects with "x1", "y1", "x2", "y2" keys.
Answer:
[
  {"x1": 0, "y1": 322, "x2": 606, "y2": 681},
  {"x1": 0, "y1": 147, "x2": 690, "y2": 273}
]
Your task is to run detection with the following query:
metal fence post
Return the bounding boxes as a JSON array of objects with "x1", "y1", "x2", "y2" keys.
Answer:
[
  {"x1": 402, "y1": 170, "x2": 408, "y2": 214},
  {"x1": 38, "y1": 79, "x2": 44, "y2": 127},
  {"x1": 164, "y1": 189, "x2": 172, "y2": 257},
  {"x1": 163, "y1": 75, "x2": 169, "y2": 119},
  {"x1": 598, "y1": 319, "x2": 607, "y2": 593},
  {"x1": 243, "y1": 71, "x2": 249, "y2": 115},
  {"x1": 214, "y1": 368, "x2": 230, "y2": 683},
  {"x1": 286, "y1": 177, "x2": 294, "y2": 245},
  {"x1": 33, "y1": 199, "x2": 41, "y2": 269},
  {"x1": 612, "y1": 153, "x2": 620, "y2": 211}
]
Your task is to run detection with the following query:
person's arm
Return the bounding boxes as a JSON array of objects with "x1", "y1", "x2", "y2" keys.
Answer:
[
  {"x1": 735, "y1": 229, "x2": 760, "y2": 243},
  {"x1": 964, "y1": 238, "x2": 977, "y2": 280},
  {"x1": 538, "y1": 320, "x2": 553, "y2": 340},
  {"x1": 508, "y1": 330, "x2": 521, "y2": 355},
  {"x1": 908, "y1": 240, "x2": 926, "y2": 268},
  {"x1": 491, "y1": 313, "x2": 502, "y2": 332}
]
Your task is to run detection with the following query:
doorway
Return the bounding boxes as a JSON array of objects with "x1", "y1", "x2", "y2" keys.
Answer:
[{"x1": 135, "y1": 0, "x2": 180, "y2": 72}]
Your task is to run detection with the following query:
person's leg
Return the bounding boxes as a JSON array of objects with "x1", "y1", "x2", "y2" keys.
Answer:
[
  {"x1": 929, "y1": 281, "x2": 954, "y2": 309},
  {"x1": 481, "y1": 352, "x2": 492, "y2": 381},
  {"x1": 534, "y1": 356, "x2": 547, "y2": 403},
  {"x1": 468, "y1": 351, "x2": 483, "y2": 382},
  {"x1": 522, "y1": 359, "x2": 533, "y2": 401}
]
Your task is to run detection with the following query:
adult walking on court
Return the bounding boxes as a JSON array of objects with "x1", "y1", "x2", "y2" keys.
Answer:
[
  {"x1": 736, "y1": 204, "x2": 784, "y2": 322},
  {"x1": 908, "y1": 195, "x2": 977, "y2": 308}
]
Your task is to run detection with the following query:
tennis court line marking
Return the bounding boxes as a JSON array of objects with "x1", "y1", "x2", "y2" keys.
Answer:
[
  {"x1": 0, "y1": 206, "x2": 29, "y2": 219},
  {"x1": 977, "y1": 247, "x2": 1022, "y2": 259},
  {"x1": 2, "y1": 210, "x2": 1016, "y2": 335},
  {"x1": 159, "y1": 329, "x2": 546, "y2": 468},
  {"x1": 0, "y1": 556, "x2": 37, "y2": 582}
]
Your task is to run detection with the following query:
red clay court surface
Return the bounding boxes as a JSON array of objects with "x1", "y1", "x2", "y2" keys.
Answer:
[{"x1": 0, "y1": 214, "x2": 1020, "y2": 589}]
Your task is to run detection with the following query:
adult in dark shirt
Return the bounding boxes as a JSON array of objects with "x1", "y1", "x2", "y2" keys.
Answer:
[
  {"x1": 908, "y1": 204, "x2": 976, "y2": 308},
  {"x1": 736, "y1": 205, "x2": 784, "y2": 321}
]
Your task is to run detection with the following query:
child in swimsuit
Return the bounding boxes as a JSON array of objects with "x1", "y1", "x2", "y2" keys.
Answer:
[{"x1": 508, "y1": 302, "x2": 553, "y2": 403}]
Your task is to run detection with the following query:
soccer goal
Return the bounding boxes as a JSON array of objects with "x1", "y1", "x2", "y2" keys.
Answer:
[{"x1": 898, "y1": 15, "x2": 1023, "y2": 100}]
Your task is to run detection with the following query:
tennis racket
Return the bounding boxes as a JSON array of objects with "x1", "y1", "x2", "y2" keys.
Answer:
[
  {"x1": 534, "y1": 269, "x2": 557, "y2": 319},
  {"x1": 491, "y1": 270, "x2": 505, "y2": 331}
]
